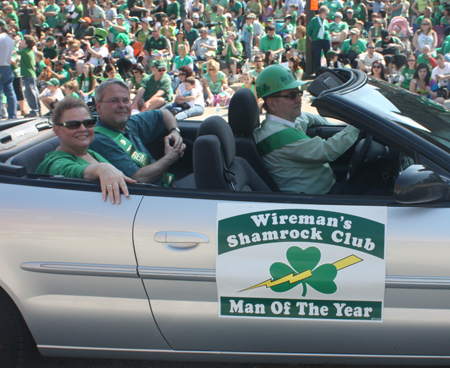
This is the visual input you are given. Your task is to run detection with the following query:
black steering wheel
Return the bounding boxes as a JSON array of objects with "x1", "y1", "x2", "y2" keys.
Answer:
[{"x1": 346, "y1": 133, "x2": 373, "y2": 184}]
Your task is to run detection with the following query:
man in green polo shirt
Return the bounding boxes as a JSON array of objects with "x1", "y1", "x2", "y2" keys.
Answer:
[
  {"x1": 259, "y1": 24, "x2": 284, "y2": 54},
  {"x1": 43, "y1": 0, "x2": 60, "y2": 29},
  {"x1": 132, "y1": 60, "x2": 173, "y2": 111},
  {"x1": 143, "y1": 26, "x2": 171, "y2": 68}
]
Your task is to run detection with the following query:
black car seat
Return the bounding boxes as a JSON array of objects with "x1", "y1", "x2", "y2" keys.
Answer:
[
  {"x1": 194, "y1": 116, "x2": 270, "y2": 192},
  {"x1": 6, "y1": 136, "x2": 60, "y2": 173},
  {"x1": 228, "y1": 88, "x2": 280, "y2": 192}
]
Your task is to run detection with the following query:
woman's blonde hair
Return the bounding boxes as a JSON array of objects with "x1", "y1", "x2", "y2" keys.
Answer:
[{"x1": 206, "y1": 59, "x2": 220, "y2": 72}]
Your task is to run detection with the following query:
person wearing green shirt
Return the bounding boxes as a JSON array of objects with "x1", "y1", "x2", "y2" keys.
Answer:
[
  {"x1": 4, "y1": 5, "x2": 19, "y2": 27},
  {"x1": 259, "y1": 24, "x2": 284, "y2": 54},
  {"x1": 228, "y1": 0, "x2": 243, "y2": 28},
  {"x1": 135, "y1": 19, "x2": 151, "y2": 44},
  {"x1": 133, "y1": 60, "x2": 173, "y2": 111},
  {"x1": 43, "y1": 36, "x2": 59, "y2": 61},
  {"x1": 440, "y1": 8, "x2": 450, "y2": 26},
  {"x1": 36, "y1": 98, "x2": 134, "y2": 204},
  {"x1": 323, "y1": 0, "x2": 343, "y2": 19},
  {"x1": 213, "y1": 0, "x2": 229, "y2": 8},
  {"x1": 329, "y1": 12, "x2": 349, "y2": 45},
  {"x1": 220, "y1": 31, "x2": 242, "y2": 83},
  {"x1": 306, "y1": 6, "x2": 331, "y2": 73},
  {"x1": 341, "y1": 28, "x2": 367, "y2": 56},
  {"x1": 399, "y1": 56, "x2": 418, "y2": 90},
  {"x1": 49, "y1": 60, "x2": 71, "y2": 86},
  {"x1": 18, "y1": 35, "x2": 40, "y2": 117},
  {"x1": 107, "y1": 14, "x2": 130, "y2": 43},
  {"x1": 43, "y1": 0, "x2": 60, "y2": 29},
  {"x1": 416, "y1": 8, "x2": 435, "y2": 26},
  {"x1": 68, "y1": 0, "x2": 84, "y2": 32},
  {"x1": 167, "y1": 0, "x2": 180, "y2": 20}
]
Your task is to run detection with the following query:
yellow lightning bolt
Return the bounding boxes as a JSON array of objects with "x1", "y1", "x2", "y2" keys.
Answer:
[{"x1": 240, "y1": 254, "x2": 363, "y2": 292}]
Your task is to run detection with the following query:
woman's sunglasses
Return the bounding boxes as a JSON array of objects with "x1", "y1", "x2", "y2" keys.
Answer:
[
  {"x1": 373, "y1": 65, "x2": 382, "y2": 69},
  {"x1": 54, "y1": 118, "x2": 96, "y2": 130}
]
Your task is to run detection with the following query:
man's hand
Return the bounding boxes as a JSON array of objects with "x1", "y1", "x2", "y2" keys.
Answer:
[
  {"x1": 164, "y1": 135, "x2": 186, "y2": 161},
  {"x1": 167, "y1": 129, "x2": 183, "y2": 153}
]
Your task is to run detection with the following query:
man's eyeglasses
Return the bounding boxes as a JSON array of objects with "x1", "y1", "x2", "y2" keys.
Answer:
[
  {"x1": 99, "y1": 98, "x2": 132, "y2": 105},
  {"x1": 368, "y1": 46, "x2": 375, "y2": 49},
  {"x1": 271, "y1": 90, "x2": 303, "y2": 99},
  {"x1": 54, "y1": 118, "x2": 96, "y2": 130}
]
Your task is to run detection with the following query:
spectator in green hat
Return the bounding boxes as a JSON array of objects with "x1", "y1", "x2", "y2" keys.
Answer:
[
  {"x1": 43, "y1": 36, "x2": 59, "y2": 62},
  {"x1": 39, "y1": 78, "x2": 64, "y2": 114},
  {"x1": 132, "y1": 60, "x2": 173, "y2": 111}
]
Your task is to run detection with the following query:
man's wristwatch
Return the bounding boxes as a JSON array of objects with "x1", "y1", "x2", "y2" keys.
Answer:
[{"x1": 169, "y1": 127, "x2": 181, "y2": 133}]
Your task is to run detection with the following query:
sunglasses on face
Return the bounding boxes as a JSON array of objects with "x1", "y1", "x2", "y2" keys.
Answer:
[
  {"x1": 271, "y1": 90, "x2": 303, "y2": 99},
  {"x1": 54, "y1": 118, "x2": 96, "y2": 130},
  {"x1": 422, "y1": 23, "x2": 430, "y2": 26},
  {"x1": 408, "y1": 59, "x2": 415, "y2": 61},
  {"x1": 158, "y1": 68, "x2": 167, "y2": 72},
  {"x1": 373, "y1": 65, "x2": 382, "y2": 69},
  {"x1": 179, "y1": 72, "x2": 186, "y2": 75},
  {"x1": 368, "y1": 46, "x2": 375, "y2": 49}
]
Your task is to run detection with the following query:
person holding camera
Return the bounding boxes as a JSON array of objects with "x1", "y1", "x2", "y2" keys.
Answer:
[{"x1": 220, "y1": 31, "x2": 242, "y2": 84}]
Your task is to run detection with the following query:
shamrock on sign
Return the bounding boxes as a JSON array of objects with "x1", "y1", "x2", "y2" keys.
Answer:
[{"x1": 269, "y1": 246, "x2": 338, "y2": 296}]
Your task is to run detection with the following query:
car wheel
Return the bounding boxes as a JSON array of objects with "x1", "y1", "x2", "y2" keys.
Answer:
[{"x1": 0, "y1": 291, "x2": 35, "y2": 368}]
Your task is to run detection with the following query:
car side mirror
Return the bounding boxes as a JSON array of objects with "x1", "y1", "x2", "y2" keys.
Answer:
[{"x1": 394, "y1": 165, "x2": 449, "y2": 204}]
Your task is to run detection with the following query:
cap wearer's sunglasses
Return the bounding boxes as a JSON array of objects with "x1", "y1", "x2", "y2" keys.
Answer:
[
  {"x1": 158, "y1": 68, "x2": 167, "y2": 72},
  {"x1": 271, "y1": 90, "x2": 303, "y2": 99},
  {"x1": 54, "y1": 118, "x2": 96, "y2": 130}
]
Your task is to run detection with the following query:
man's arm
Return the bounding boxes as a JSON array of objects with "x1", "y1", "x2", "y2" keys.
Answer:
[{"x1": 131, "y1": 110, "x2": 185, "y2": 183}]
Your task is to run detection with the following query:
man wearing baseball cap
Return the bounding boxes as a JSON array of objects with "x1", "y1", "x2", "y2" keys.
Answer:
[
  {"x1": 74, "y1": 17, "x2": 95, "y2": 40},
  {"x1": 38, "y1": 78, "x2": 64, "y2": 114},
  {"x1": 132, "y1": 60, "x2": 173, "y2": 111},
  {"x1": 192, "y1": 13, "x2": 205, "y2": 30},
  {"x1": 253, "y1": 65, "x2": 359, "y2": 194},
  {"x1": 43, "y1": 36, "x2": 59, "y2": 61},
  {"x1": 0, "y1": 19, "x2": 17, "y2": 119}
]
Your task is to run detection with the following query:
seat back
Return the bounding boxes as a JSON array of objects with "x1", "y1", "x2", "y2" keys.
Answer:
[
  {"x1": 228, "y1": 88, "x2": 280, "y2": 192},
  {"x1": 194, "y1": 116, "x2": 270, "y2": 192},
  {"x1": 6, "y1": 136, "x2": 60, "y2": 174}
]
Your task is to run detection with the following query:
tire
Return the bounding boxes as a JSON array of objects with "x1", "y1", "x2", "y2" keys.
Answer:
[{"x1": 0, "y1": 290, "x2": 35, "y2": 368}]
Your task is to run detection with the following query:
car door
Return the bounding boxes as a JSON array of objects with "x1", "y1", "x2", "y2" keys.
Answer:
[
  {"x1": 134, "y1": 187, "x2": 450, "y2": 357},
  {"x1": 0, "y1": 177, "x2": 170, "y2": 354}
]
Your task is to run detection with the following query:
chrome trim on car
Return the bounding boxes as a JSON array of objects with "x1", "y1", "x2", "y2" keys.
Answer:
[
  {"x1": 20, "y1": 262, "x2": 138, "y2": 278},
  {"x1": 37, "y1": 345, "x2": 450, "y2": 359},
  {"x1": 138, "y1": 267, "x2": 216, "y2": 281},
  {"x1": 386, "y1": 276, "x2": 450, "y2": 289}
]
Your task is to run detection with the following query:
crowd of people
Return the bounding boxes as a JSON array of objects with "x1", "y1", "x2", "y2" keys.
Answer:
[{"x1": 2, "y1": 0, "x2": 450, "y2": 120}]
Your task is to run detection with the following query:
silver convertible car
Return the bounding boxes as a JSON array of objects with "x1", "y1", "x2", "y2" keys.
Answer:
[{"x1": 1, "y1": 68, "x2": 450, "y2": 368}]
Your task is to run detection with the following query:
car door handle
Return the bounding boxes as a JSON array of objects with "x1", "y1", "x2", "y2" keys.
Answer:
[{"x1": 154, "y1": 231, "x2": 209, "y2": 249}]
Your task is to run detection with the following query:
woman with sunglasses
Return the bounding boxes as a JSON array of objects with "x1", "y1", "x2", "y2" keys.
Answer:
[
  {"x1": 174, "y1": 29, "x2": 190, "y2": 57},
  {"x1": 398, "y1": 54, "x2": 417, "y2": 90},
  {"x1": 412, "y1": 19, "x2": 437, "y2": 56},
  {"x1": 370, "y1": 60, "x2": 388, "y2": 81},
  {"x1": 129, "y1": 64, "x2": 148, "y2": 95},
  {"x1": 36, "y1": 98, "x2": 135, "y2": 204},
  {"x1": 202, "y1": 59, "x2": 233, "y2": 106}
]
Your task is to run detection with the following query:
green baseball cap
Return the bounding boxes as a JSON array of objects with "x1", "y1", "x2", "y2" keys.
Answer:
[
  {"x1": 46, "y1": 78, "x2": 60, "y2": 86},
  {"x1": 152, "y1": 60, "x2": 167, "y2": 70},
  {"x1": 114, "y1": 14, "x2": 125, "y2": 20}
]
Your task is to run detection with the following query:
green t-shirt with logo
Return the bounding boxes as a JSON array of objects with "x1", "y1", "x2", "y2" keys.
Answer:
[{"x1": 400, "y1": 66, "x2": 415, "y2": 90}]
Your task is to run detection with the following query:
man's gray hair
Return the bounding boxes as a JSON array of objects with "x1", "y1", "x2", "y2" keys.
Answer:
[
  {"x1": 184, "y1": 19, "x2": 193, "y2": 26},
  {"x1": 95, "y1": 79, "x2": 130, "y2": 103}
]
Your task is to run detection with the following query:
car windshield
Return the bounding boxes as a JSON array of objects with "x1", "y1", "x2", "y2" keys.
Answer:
[{"x1": 351, "y1": 79, "x2": 450, "y2": 152}]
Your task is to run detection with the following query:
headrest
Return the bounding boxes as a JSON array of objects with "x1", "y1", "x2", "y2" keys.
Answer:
[
  {"x1": 197, "y1": 116, "x2": 235, "y2": 167},
  {"x1": 228, "y1": 88, "x2": 259, "y2": 136}
]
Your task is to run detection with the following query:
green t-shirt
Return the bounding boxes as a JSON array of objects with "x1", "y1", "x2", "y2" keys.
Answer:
[
  {"x1": 341, "y1": 38, "x2": 367, "y2": 54},
  {"x1": 203, "y1": 71, "x2": 226, "y2": 94},
  {"x1": 71, "y1": 3, "x2": 84, "y2": 24},
  {"x1": 65, "y1": 92, "x2": 80, "y2": 99},
  {"x1": 259, "y1": 33, "x2": 283, "y2": 53},
  {"x1": 167, "y1": 2, "x2": 180, "y2": 18},
  {"x1": 44, "y1": 4, "x2": 60, "y2": 28},
  {"x1": 229, "y1": 1, "x2": 243, "y2": 19},
  {"x1": 36, "y1": 150, "x2": 110, "y2": 178},
  {"x1": 109, "y1": 23, "x2": 131, "y2": 43},
  {"x1": 173, "y1": 55, "x2": 194, "y2": 69},
  {"x1": 141, "y1": 73, "x2": 173, "y2": 103},
  {"x1": 43, "y1": 45, "x2": 58, "y2": 60},
  {"x1": 225, "y1": 41, "x2": 243, "y2": 60},
  {"x1": 416, "y1": 15, "x2": 435, "y2": 26},
  {"x1": 77, "y1": 75, "x2": 92, "y2": 93},
  {"x1": 131, "y1": 73, "x2": 148, "y2": 90},
  {"x1": 441, "y1": 15, "x2": 450, "y2": 26},
  {"x1": 37, "y1": 60, "x2": 47, "y2": 75},
  {"x1": 323, "y1": 0, "x2": 343, "y2": 19},
  {"x1": 400, "y1": 66, "x2": 415, "y2": 90},
  {"x1": 8, "y1": 12, "x2": 19, "y2": 26},
  {"x1": 416, "y1": 53, "x2": 433, "y2": 67},
  {"x1": 17, "y1": 47, "x2": 36, "y2": 78},
  {"x1": 56, "y1": 69, "x2": 71, "y2": 85},
  {"x1": 329, "y1": 21, "x2": 348, "y2": 34}
]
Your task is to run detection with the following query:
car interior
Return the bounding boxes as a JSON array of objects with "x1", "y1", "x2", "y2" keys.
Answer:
[{"x1": 0, "y1": 69, "x2": 405, "y2": 197}]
